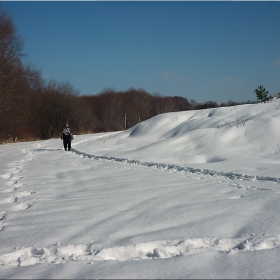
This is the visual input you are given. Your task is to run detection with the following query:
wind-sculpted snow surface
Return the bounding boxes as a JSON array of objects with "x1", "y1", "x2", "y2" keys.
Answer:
[{"x1": 1, "y1": 101, "x2": 280, "y2": 278}]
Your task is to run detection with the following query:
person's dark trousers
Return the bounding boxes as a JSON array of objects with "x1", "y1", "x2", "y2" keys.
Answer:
[{"x1": 63, "y1": 136, "x2": 72, "y2": 151}]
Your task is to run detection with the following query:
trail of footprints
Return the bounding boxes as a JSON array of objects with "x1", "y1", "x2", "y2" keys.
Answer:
[
  {"x1": 71, "y1": 148, "x2": 280, "y2": 199},
  {"x1": 0, "y1": 146, "x2": 37, "y2": 232},
  {"x1": 1, "y1": 234, "x2": 280, "y2": 267},
  {"x1": 227, "y1": 182, "x2": 273, "y2": 192}
]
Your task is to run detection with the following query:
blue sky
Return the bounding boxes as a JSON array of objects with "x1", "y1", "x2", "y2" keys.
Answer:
[{"x1": 2, "y1": 1, "x2": 280, "y2": 103}]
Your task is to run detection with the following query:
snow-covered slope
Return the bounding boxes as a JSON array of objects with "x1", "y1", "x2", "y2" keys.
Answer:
[
  {"x1": 0, "y1": 99, "x2": 280, "y2": 278},
  {"x1": 76, "y1": 99, "x2": 280, "y2": 176}
]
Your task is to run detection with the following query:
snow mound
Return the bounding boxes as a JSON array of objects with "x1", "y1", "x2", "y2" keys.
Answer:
[{"x1": 78, "y1": 99, "x2": 280, "y2": 176}]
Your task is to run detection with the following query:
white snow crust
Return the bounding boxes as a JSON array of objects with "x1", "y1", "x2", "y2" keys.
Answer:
[{"x1": 1, "y1": 99, "x2": 280, "y2": 278}]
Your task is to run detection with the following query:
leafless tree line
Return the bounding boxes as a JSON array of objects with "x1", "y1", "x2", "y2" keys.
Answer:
[
  {"x1": 0, "y1": 7, "x2": 254, "y2": 143},
  {"x1": 0, "y1": 7, "x2": 192, "y2": 142}
]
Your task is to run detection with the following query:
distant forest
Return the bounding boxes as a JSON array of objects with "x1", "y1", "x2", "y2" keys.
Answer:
[{"x1": 0, "y1": 8, "x2": 254, "y2": 143}]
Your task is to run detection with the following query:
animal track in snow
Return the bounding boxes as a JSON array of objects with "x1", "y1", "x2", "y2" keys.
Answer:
[{"x1": 0, "y1": 234, "x2": 279, "y2": 267}]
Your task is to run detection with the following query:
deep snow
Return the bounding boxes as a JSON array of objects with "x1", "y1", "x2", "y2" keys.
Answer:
[{"x1": 0, "y1": 99, "x2": 280, "y2": 278}]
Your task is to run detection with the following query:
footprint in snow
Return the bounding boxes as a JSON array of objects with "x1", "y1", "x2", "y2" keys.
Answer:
[
  {"x1": 1, "y1": 186, "x2": 20, "y2": 193},
  {"x1": 11, "y1": 202, "x2": 32, "y2": 212},
  {"x1": 4, "y1": 179, "x2": 23, "y2": 190},
  {"x1": 229, "y1": 195, "x2": 244, "y2": 199},
  {"x1": 5, "y1": 196, "x2": 18, "y2": 203},
  {"x1": 0, "y1": 212, "x2": 7, "y2": 220},
  {"x1": 5, "y1": 179, "x2": 17, "y2": 185},
  {"x1": 7, "y1": 162, "x2": 17, "y2": 167},
  {"x1": 1, "y1": 173, "x2": 14, "y2": 179},
  {"x1": 258, "y1": 188, "x2": 272, "y2": 191},
  {"x1": 229, "y1": 183, "x2": 244, "y2": 189},
  {"x1": 17, "y1": 190, "x2": 35, "y2": 197},
  {"x1": 0, "y1": 222, "x2": 5, "y2": 231},
  {"x1": 247, "y1": 186, "x2": 257, "y2": 190}
]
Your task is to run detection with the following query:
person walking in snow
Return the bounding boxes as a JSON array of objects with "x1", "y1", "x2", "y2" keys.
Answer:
[{"x1": 61, "y1": 122, "x2": 73, "y2": 151}]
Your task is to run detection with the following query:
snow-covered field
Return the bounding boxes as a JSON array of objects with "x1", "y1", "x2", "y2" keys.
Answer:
[{"x1": 1, "y1": 99, "x2": 280, "y2": 279}]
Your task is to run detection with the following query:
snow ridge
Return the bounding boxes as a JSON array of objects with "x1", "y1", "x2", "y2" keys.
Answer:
[{"x1": 0, "y1": 234, "x2": 279, "y2": 267}]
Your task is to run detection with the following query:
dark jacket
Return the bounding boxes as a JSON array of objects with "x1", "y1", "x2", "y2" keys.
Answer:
[{"x1": 62, "y1": 126, "x2": 73, "y2": 139}]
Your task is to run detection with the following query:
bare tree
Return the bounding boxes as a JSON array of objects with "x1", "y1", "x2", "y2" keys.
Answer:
[
  {"x1": 32, "y1": 80, "x2": 78, "y2": 139},
  {"x1": 0, "y1": 8, "x2": 35, "y2": 140}
]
